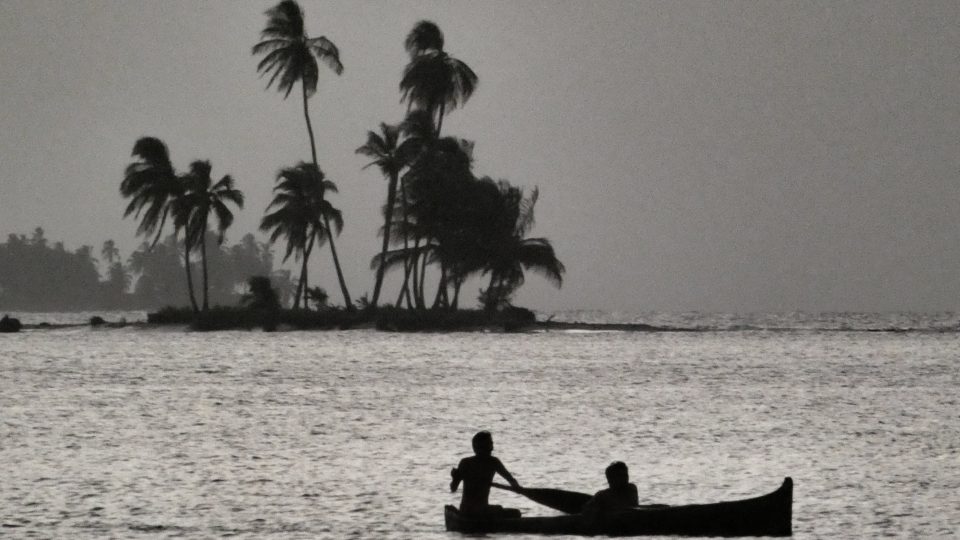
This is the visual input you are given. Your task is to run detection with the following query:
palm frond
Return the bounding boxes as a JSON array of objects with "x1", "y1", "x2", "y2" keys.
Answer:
[
  {"x1": 404, "y1": 20, "x2": 444, "y2": 56},
  {"x1": 309, "y1": 36, "x2": 343, "y2": 75},
  {"x1": 251, "y1": 38, "x2": 290, "y2": 56}
]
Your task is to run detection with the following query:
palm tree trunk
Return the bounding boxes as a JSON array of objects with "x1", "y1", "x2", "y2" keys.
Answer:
[
  {"x1": 395, "y1": 264, "x2": 410, "y2": 307},
  {"x1": 293, "y1": 260, "x2": 304, "y2": 309},
  {"x1": 395, "y1": 177, "x2": 415, "y2": 309},
  {"x1": 484, "y1": 272, "x2": 498, "y2": 311},
  {"x1": 451, "y1": 278, "x2": 462, "y2": 309},
  {"x1": 435, "y1": 102, "x2": 445, "y2": 138},
  {"x1": 371, "y1": 172, "x2": 397, "y2": 307},
  {"x1": 302, "y1": 81, "x2": 353, "y2": 311},
  {"x1": 200, "y1": 229, "x2": 209, "y2": 311},
  {"x1": 418, "y1": 249, "x2": 429, "y2": 309},
  {"x1": 182, "y1": 236, "x2": 199, "y2": 314},
  {"x1": 301, "y1": 259, "x2": 308, "y2": 309},
  {"x1": 323, "y1": 216, "x2": 353, "y2": 310},
  {"x1": 432, "y1": 263, "x2": 447, "y2": 309},
  {"x1": 410, "y1": 238, "x2": 422, "y2": 308},
  {"x1": 297, "y1": 234, "x2": 315, "y2": 309}
]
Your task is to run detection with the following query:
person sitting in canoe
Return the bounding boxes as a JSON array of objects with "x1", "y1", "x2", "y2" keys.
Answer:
[
  {"x1": 581, "y1": 461, "x2": 639, "y2": 519},
  {"x1": 450, "y1": 431, "x2": 522, "y2": 517}
]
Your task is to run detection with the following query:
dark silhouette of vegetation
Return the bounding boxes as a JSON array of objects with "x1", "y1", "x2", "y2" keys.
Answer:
[
  {"x1": 305, "y1": 286, "x2": 330, "y2": 311},
  {"x1": 0, "y1": 228, "x2": 292, "y2": 311},
  {"x1": 121, "y1": 138, "x2": 245, "y2": 314},
  {"x1": 260, "y1": 162, "x2": 343, "y2": 309},
  {"x1": 356, "y1": 122, "x2": 404, "y2": 307},
  {"x1": 145, "y1": 303, "x2": 536, "y2": 333},
  {"x1": 241, "y1": 276, "x2": 281, "y2": 311},
  {"x1": 120, "y1": 137, "x2": 200, "y2": 311},
  {"x1": 400, "y1": 21, "x2": 478, "y2": 137},
  {"x1": 254, "y1": 0, "x2": 352, "y2": 310},
  {"x1": 174, "y1": 160, "x2": 245, "y2": 311},
  {"x1": 350, "y1": 21, "x2": 565, "y2": 316},
  {"x1": 4, "y1": 13, "x2": 565, "y2": 329},
  {"x1": 0, "y1": 228, "x2": 102, "y2": 310}
]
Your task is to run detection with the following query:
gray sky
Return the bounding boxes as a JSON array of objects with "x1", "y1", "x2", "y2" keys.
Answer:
[{"x1": 1, "y1": 0, "x2": 958, "y2": 312}]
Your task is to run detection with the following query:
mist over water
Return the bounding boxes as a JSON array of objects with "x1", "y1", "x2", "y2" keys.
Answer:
[{"x1": 2, "y1": 317, "x2": 958, "y2": 538}]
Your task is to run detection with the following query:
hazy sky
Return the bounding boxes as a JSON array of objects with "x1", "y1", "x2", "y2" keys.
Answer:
[{"x1": 1, "y1": 0, "x2": 958, "y2": 312}]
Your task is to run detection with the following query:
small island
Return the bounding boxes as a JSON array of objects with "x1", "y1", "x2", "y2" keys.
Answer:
[{"x1": 0, "y1": 6, "x2": 564, "y2": 331}]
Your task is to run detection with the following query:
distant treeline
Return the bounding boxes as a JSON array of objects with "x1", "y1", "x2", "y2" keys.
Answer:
[{"x1": 0, "y1": 227, "x2": 294, "y2": 311}]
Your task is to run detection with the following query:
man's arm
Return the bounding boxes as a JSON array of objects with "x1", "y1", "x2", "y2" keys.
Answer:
[
  {"x1": 493, "y1": 457, "x2": 521, "y2": 488},
  {"x1": 450, "y1": 466, "x2": 462, "y2": 492}
]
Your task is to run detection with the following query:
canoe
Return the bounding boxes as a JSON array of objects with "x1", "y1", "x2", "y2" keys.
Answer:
[{"x1": 444, "y1": 477, "x2": 792, "y2": 537}]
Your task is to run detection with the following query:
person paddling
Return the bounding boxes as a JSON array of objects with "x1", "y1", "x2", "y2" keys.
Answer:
[
  {"x1": 581, "y1": 461, "x2": 639, "y2": 519},
  {"x1": 450, "y1": 431, "x2": 522, "y2": 517}
]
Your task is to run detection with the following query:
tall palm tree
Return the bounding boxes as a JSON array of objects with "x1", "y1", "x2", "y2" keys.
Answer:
[
  {"x1": 260, "y1": 163, "x2": 343, "y2": 309},
  {"x1": 389, "y1": 109, "x2": 437, "y2": 308},
  {"x1": 253, "y1": 0, "x2": 352, "y2": 308},
  {"x1": 400, "y1": 20, "x2": 477, "y2": 137},
  {"x1": 356, "y1": 122, "x2": 403, "y2": 308},
  {"x1": 120, "y1": 137, "x2": 199, "y2": 312},
  {"x1": 174, "y1": 161, "x2": 245, "y2": 311}
]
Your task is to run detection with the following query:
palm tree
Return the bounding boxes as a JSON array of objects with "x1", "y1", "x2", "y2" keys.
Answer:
[
  {"x1": 260, "y1": 163, "x2": 343, "y2": 309},
  {"x1": 100, "y1": 239, "x2": 127, "y2": 307},
  {"x1": 480, "y1": 183, "x2": 565, "y2": 310},
  {"x1": 356, "y1": 122, "x2": 404, "y2": 308},
  {"x1": 101, "y1": 240, "x2": 120, "y2": 266},
  {"x1": 387, "y1": 109, "x2": 437, "y2": 308},
  {"x1": 120, "y1": 138, "x2": 180, "y2": 248},
  {"x1": 399, "y1": 135, "x2": 476, "y2": 309},
  {"x1": 400, "y1": 21, "x2": 478, "y2": 137},
  {"x1": 174, "y1": 160, "x2": 245, "y2": 311},
  {"x1": 253, "y1": 0, "x2": 352, "y2": 308},
  {"x1": 120, "y1": 137, "x2": 199, "y2": 312}
]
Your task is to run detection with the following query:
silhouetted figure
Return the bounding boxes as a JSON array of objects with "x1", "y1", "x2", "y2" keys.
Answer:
[
  {"x1": 450, "y1": 431, "x2": 521, "y2": 517},
  {"x1": 582, "y1": 461, "x2": 639, "y2": 521}
]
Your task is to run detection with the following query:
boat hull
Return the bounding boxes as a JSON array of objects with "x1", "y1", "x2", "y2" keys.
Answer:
[{"x1": 444, "y1": 477, "x2": 792, "y2": 537}]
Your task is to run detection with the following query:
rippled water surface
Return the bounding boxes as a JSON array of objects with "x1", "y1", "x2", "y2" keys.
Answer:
[{"x1": 2, "y1": 325, "x2": 958, "y2": 538}]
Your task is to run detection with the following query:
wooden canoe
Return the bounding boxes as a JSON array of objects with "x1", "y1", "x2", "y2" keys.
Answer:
[{"x1": 444, "y1": 477, "x2": 792, "y2": 537}]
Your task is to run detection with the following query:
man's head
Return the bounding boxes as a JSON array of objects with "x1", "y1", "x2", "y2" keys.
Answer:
[
  {"x1": 472, "y1": 431, "x2": 494, "y2": 456},
  {"x1": 605, "y1": 461, "x2": 629, "y2": 488}
]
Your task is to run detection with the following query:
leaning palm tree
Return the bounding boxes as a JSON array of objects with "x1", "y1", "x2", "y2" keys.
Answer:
[
  {"x1": 253, "y1": 0, "x2": 352, "y2": 308},
  {"x1": 480, "y1": 183, "x2": 565, "y2": 311},
  {"x1": 356, "y1": 122, "x2": 404, "y2": 308},
  {"x1": 260, "y1": 163, "x2": 344, "y2": 309},
  {"x1": 400, "y1": 20, "x2": 477, "y2": 137},
  {"x1": 120, "y1": 137, "x2": 199, "y2": 312},
  {"x1": 120, "y1": 138, "x2": 180, "y2": 248},
  {"x1": 174, "y1": 160, "x2": 245, "y2": 311}
]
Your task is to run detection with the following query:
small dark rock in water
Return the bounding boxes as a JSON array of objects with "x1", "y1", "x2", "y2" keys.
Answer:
[
  {"x1": 0, "y1": 315, "x2": 22, "y2": 333},
  {"x1": 89, "y1": 316, "x2": 106, "y2": 326}
]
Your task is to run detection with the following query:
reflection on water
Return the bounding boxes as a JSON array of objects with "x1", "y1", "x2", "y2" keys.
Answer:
[{"x1": 1, "y1": 327, "x2": 958, "y2": 538}]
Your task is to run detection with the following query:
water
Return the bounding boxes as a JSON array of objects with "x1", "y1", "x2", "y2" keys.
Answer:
[{"x1": 1, "y1": 316, "x2": 958, "y2": 538}]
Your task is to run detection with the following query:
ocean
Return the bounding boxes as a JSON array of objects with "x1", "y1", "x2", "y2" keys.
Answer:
[{"x1": 1, "y1": 311, "x2": 957, "y2": 538}]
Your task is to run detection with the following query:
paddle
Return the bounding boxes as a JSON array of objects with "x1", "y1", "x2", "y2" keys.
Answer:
[{"x1": 492, "y1": 482, "x2": 592, "y2": 514}]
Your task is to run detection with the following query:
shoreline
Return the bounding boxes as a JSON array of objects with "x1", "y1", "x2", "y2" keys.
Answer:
[{"x1": 9, "y1": 317, "x2": 958, "y2": 334}]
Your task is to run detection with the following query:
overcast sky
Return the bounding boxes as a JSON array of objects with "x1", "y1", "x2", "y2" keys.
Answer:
[{"x1": 1, "y1": 0, "x2": 958, "y2": 312}]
